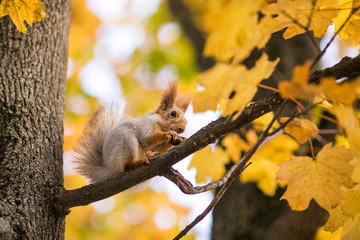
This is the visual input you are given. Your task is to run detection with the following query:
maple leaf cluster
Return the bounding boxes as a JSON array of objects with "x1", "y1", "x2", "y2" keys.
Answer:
[{"x1": 188, "y1": 0, "x2": 360, "y2": 239}]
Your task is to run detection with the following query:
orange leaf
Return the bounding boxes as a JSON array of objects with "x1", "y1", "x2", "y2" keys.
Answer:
[
  {"x1": 278, "y1": 61, "x2": 322, "y2": 99},
  {"x1": 280, "y1": 117, "x2": 319, "y2": 144}
]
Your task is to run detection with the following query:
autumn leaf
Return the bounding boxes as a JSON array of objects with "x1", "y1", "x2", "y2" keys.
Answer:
[
  {"x1": 192, "y1": 62, "x2": 241, "y2": 112},
  {"x1": 280, "y1": 117, "x2": 319, "y2": 144},
  {"x1": 351, "y1": 157, "x2": 360, "y2": 183},
  {"x1": 193, "y1": 52, "x2": 279, "y2": 116},
  {"x1": 277, "y1": 143, "x2": 354, "y2": 211},
  {"x1": 223, "y1": 53, "x2": 280, "y2": 116},
  {"x1": 341, "y1": 213, "x2": 360, "y2": 240},
  {"x1": 340, "y1": 184, "x2": 360, "y2": 218},
  {"x1": 263, "y1": 0, "x2": 340, "y2": 39},
  {"x1": 0, "y1": 0, "x2": 46, "y2": 34},
  {"x1": 321, "y1": 77, "x2": 360, "y2": 105},
  {"x1": 325, "y1": 205, "x2": 347, "y2": 233},
  {"x1": 278, "y1": 61, "x2": 322, "y2": 99},
  {"x1": 279, "y1": 62, "x2": 360, "y2": 103},
  {"x1": 188, "y1": 146, "x2": 228, "y2": 183},
  {"x1": 203, "y1": 0, "x2": 278, "y2": 63},
  {"x1": 325, "y1": 184, "x2": 360, "y2": 240},
  {"x1": 333, "y1": 0, "x2": 360, "y2": 45},
  {"x1": 333, "y1": 104, "x2": 360, "y2": 157}
]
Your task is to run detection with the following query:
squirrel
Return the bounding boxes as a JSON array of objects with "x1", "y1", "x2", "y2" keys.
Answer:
[{"x1": 74, "y1": 81, "x2": 191, "y2": 183}]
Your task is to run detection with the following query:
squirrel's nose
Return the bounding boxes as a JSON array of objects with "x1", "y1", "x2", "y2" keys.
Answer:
[{"x1": 178, "y1": 128, "x2": 184, "y2": 133}]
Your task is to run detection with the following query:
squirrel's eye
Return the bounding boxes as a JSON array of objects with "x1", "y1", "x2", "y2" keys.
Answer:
[{"x1": 170, "y1": 111, "x2": 177, "y2": 117}]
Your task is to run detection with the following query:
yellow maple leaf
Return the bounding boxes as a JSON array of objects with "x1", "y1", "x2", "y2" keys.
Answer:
[
  {"x1": 203, "y1": 0, "x2": 278, "y2": 63},
  {"x1": 325, "y1": 184, "x2": 360, "y2": 240},
  {"x1": 277, "y1": 143, "x2": 354, "y2": 211},
  {"x1": 263, "y1": 0, "x2": 339, "y2": 39},
  {"x1": 333, "y1": 0, "x2": 360, "y2": 45},
  {"x1": 222, "y1": 53, "x2": 279, "y2": 116},
  {"x1": 344, "y1": 18, "x2": 360, "y2": 45},
  {"x1": 188, "y1": 146, "x2": 228, "y2": 183},
  {"x1": 0, "y1": 0, "x2": 46, "y2": 34},
  {"x1": 192, "y1": 62, "x2": 242, "y2": 112},
  {"x1": 280, "y1": 117, "x2": 319, "y2": 144},
  {"x1": 341, "y1": 213, "x2": 360, "y2": 240},
  {"x1": 193, "y1": 52, "x2": 279, "y2": 115},
  {"x1": 340, "y1": 184, "x2": 360, "y2": 218},
  {"x1": 325, "y1": 205, "x2": 348, "y2": 233},
  {"x1": 333, "y1": 104, "x2": 360, "y2": 157}
]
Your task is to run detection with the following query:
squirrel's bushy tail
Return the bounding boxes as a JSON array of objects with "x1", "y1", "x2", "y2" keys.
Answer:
[{"x1": 74, "y1": 105, "x2": 125, "y2": 183}]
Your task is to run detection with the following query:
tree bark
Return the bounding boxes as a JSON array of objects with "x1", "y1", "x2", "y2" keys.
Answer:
[{"x1": 0, "y1": 1, "x2": 70, "y2": 239}]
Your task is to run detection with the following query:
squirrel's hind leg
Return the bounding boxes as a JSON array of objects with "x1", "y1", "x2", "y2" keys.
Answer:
[{"x1": 125, "y1": 150, "x2": 159, "y2": 171}]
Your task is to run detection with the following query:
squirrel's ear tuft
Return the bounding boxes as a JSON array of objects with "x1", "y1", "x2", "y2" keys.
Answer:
[
  {"x1": 158, "y1": 80, "x2": 177, "y2": 111},
  {"x1": 176, "y1": 94, "x2": 191, "y2": 113}
]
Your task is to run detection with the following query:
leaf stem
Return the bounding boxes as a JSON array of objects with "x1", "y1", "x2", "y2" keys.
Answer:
[
  {"x1": 258, "y1": 84, "x2": 304, "y2": 110},
  {"x1": 309, "y1": 137, "x2": 315, "y2": 159}
]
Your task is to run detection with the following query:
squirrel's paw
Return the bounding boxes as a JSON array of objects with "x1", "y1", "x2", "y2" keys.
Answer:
[
  {"x1": 169, "y1": 131, "x2": 186, "y2": 145},
  {"x1": 146, "y1": 151, "x2": 160, "y2": 160},
  {"x1": 141, "y1": 157, "x2": 150, "y2": 165}
]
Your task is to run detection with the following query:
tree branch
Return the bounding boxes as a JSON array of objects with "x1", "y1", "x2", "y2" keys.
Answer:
[
  {"x1": 163, "y1": 164, "x2": 237, "y2": 195},
  {"x1": 56, "y1": 55, "x2": 360, "y2": 211},
  {"x1": 309, "y1": 55, "x2": 360, "y2": 84},
  {"x1": 57, "y1": 93, "x2": 283, "y2": 210}
]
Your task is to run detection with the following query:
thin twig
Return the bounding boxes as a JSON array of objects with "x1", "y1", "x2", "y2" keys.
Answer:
[
  {"x1": 318, "y1": 129, "x2": 339, "y2": 135},
  {"x1": 305, "y1": 0, "x2": 322, "y2": 53},
  {"x1": 306, "y1": 31, "x2": 321, "y2": 54},
  {"x1": 163, "y1": 160, "x2": 254, "y2": 195},
  {"x1": 310, "y1": 112, "x2": 338, "y2": 125},
  {"x1": 306, "y1": 0, "x2": 317, "y2": 29},
  {"x1": 258, "y1": 84, "x2": 304, "y2": 110}
]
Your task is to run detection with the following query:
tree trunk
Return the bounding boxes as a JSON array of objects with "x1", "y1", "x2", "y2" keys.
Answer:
[{"x1": 0, "y1": 1, "x2": 70, "y2": 239}]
